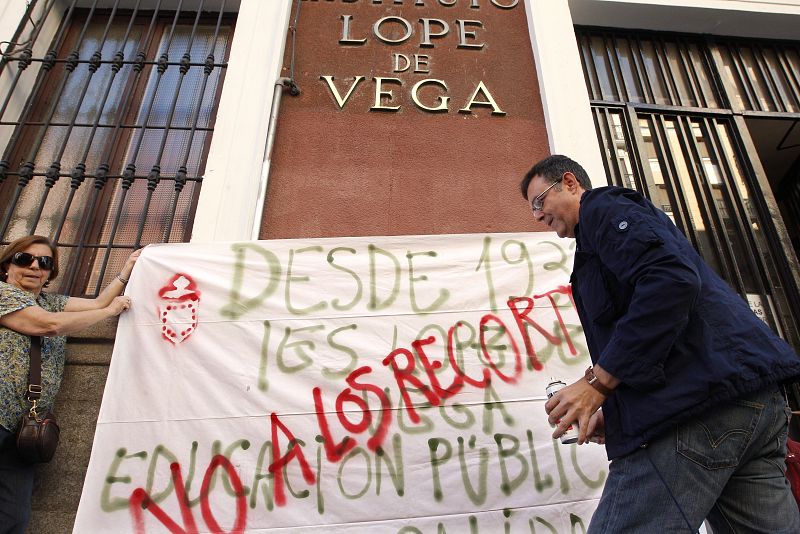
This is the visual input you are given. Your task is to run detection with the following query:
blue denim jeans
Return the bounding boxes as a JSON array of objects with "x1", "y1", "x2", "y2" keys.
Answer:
[
  {"x1": 0, "y1": 427, "x2": 35, "y2": 534},
  {"x1": 589, "y1": 385, "x2": 800, "y2": 533}
]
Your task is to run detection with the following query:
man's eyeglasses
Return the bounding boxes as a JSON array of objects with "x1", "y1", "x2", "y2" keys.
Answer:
[
  {"x1": 11, "y1": 252, "x2": 54, "y2": 271},
  {"x1": 531, "y1": 176, "x2": 563, "y2": 212}
]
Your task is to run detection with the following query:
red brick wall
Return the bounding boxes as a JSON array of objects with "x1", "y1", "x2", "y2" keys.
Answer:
[{"x1": 261, "y1": 0, "x2": 550, "y2": 238}]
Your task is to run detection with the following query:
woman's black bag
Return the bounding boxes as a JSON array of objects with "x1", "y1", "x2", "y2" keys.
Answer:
[{"x1": 16, "y1": 336, "x2": 60, "y2": 463}]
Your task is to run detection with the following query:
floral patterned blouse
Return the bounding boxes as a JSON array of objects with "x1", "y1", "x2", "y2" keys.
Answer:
[{"x1": 0, "y1": 281, "x2": 68, "y2": 432}]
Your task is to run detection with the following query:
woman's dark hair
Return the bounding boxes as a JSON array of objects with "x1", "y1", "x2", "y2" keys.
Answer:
[
  {"x1": 520, "y1": 155, "x2": 593, "y2": 199},
  {"x1": 0, "y1": 235, "x2": 60, "y2": 286}
]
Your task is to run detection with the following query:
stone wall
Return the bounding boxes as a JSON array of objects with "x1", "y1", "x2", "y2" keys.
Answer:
[{"x1": 28, "y1": 319, "x2": 117, "y2": 534}]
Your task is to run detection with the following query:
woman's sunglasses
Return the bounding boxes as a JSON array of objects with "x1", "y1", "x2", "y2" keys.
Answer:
[{"x1": 11, "y1": 251, "x2": 54, "y2": 270}]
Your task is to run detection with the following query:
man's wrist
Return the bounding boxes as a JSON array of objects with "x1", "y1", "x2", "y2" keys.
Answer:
[{"x1": 585, "y1": 366, "x2": 614, "y2": 396}]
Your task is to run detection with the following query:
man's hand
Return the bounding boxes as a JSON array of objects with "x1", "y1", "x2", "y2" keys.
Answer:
[
  {"x1": 544, "y1": 378, "x2": 606, "y2": 445},
  {"x1": 586, "y1": 409, "x2": 605, "y2": 444}
]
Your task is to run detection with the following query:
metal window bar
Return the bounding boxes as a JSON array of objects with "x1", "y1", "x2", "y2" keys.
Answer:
[
  {"x1": 677, "y1": 39, "x2": 705, "y2": 108},
  {"x1": 656, "y1": 36, "x2": 683, "y2": 107},
  {"x1": 0, "y1": 0, "x2": 79, "y2": 234},
  {"x1": 648, "y1": 114, "x2": 702, "y2": 250},
  {"x1": 704, "y1": 117, "x2": 777, "y2": 305},
  {"x1": 632, "y1": 37, "x2": 657, "y2": 103},
  {"x1": 0, "y1": 0, "x2": 58, "y2": 121},
  {"x1": 645, "y1": 135, "x2": 688, "y2": 234},
  {"x1": 637, "y1": 115, "x2": 692, "y2": 237},
  {"x1": 765, "y1": 46, "x2": 793, "y2": 112},
  {"x1": 626, "y1": 36, "x2": 650, "y2": 104},
  {"x1": 610, "y1": 34, "x2": 630, "y2": 101},
  {"x1": 133, "y1": 2, "x2": 191, "y2": 251},
  {"x1": 116, "y1": 3, "x2": 183, "y2": 259},
  {"x1": 675, "y1": 115, "x2": 738, "y2": 286},
  {"x1": 46, "y1": 1, "x2": 119, "y2": 241},
  {"x1": 162, "y1": 0, "x2": 226, "y2": 244},
  {"x1": 0, "y1": 1, "x2": 233, "y2": 296},
  {"x1": 650, "y1": 40, "x2": 674, "y2": 106},
  {"x1": 674, "y1": 39, "x2": 698, "y2": 107},
  {"x1": 774, "y1": 45, "x2": 800, "y2": 112},
  {"x1": 592, "y1": 107, "x2": 625, "y2": 184},
  {"x1": 578, "y1": 33, "x2": 601, "y2": 100},
  {"x1": 767, "y1": 42, "x2": 800, "y2": 113},
  {"x1": 592, "y1": 34, "x2": 611, "y2": 100},
  {"x1": 576, "y1": 28, "x2": 726, "y2": 110},
  {"x1": 0, "y1": 120, "x2": 212, "y2": 130},
  {"x1": 728, "y1": 43, "x2": 761, "y2": 111},
  {"x1": 134, "y1": 1, "x2": 202, "y2": 249},
  {"x1": 604, "y1": 33, "x2": 627, "y2": 102},
  {"x1": 0, "y1": 1, "x2": 38, "y2": 74},
  {"x1": 753, "y1": 45, "x2": 785, "y2": 112},
  {"x1": 747, "y1": 45, "x2": 780, "y2": 112},
  {"x1": 24, "y1": 0, "x2": 97, "y2": 233},
  {"x1": 59, "y1": 1, "x2": 156, "y2": 292},
  {"x1": 58, "y1": 0, "x2": 138, "y2": 240},
  {"x1": 620, "y1": 35, "x2": 643, "y2": 102},
  {"x1": 578, "y1": 27, "x2": 800, "y2": 115},
  {"x1": 696, "y1": 41, "x2": 725, "y2": 109},
  {"x1": 591, "y1": 105, "x2": 652, "y2": 195}
]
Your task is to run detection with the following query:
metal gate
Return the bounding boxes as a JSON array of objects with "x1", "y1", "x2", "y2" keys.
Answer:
[{"x1": 578, "y1": 26, "x2": 800, "y2": 349}]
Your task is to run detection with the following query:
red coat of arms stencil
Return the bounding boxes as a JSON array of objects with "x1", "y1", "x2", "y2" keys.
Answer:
[{"x1": 158, "y1": 273, "x2": 200, "y2": 345}]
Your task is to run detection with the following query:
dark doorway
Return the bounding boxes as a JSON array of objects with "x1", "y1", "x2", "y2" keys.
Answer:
[{"x1": 746, "y1": 118, "x2": 800, "y2": 262}]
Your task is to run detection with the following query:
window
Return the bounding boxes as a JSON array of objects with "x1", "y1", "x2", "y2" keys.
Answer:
[
  {"x1": 579, "y1": 26, "x2": 800, "y2": 346},
  {"x1": 577, "y1": 28, "x2": 721, "y2": 107},
  {"x1": 717, "y1": 40, "x2": 800, "y2": 112},
  {"x1": 0, "y1": 3, "x2": 235, "y2": 295}
]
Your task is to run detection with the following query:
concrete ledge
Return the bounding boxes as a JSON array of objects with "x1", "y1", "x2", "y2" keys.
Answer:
[
  {"x1": 67, "y1": 316, "x2": 119, "y2": 342},
  {"x1": 65, "y1": 340, "x2": 115, "y2": 366}
]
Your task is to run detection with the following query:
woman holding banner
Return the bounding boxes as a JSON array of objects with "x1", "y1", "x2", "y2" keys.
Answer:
[{"x1": 0, "y1": 235, "x2": 139, "y2": 533}]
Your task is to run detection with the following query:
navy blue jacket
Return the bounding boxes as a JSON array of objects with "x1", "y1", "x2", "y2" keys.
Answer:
[{"x1": 570, "y1": 186, "x2": 800, "y2": 459}]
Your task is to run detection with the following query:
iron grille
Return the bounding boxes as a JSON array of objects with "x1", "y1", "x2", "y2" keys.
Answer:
[
  {"x1": 0, "y1": 0, "x2": 235, "y2": 296},
  {"x1": 577, "y1": 26, "x2": 800, "y2": 114},
  {"x1": 578, "y1": 26, "x2": 800, "y2": 348},
  {"x1": 577, "y1": 28, "x2": 722, "y2": 108},
  {"x1": 592, "y1": 105, "x2": 800, "y2": 346},
  {"x1": 716, "y1": 38, "x2": 800, "y2": 113}
]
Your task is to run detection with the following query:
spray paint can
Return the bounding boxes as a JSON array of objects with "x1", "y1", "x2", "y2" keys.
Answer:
[{"x1": 546, "y1": 379, "x2": 578, "y2": 444}]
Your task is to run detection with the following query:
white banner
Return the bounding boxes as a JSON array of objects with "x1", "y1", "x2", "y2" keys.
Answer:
[{"x1": 74, "y1": 232, "x2": 607, "y2": 533}]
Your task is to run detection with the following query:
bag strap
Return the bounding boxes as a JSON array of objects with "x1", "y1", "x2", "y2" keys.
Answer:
[{"x1": 26, "y1": 336, "x2": 43, "y2": 402}]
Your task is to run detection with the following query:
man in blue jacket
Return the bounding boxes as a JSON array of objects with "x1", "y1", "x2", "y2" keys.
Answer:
[{"x1": 522, "y1": 155, "x2": 800, "y2": 533}]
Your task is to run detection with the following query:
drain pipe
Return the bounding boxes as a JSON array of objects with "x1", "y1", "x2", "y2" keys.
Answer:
[{"x1": 250, "y1": 76, "x2": 300, "y2": 240}]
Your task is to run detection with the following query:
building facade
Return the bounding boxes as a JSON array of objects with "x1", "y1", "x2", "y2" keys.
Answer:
[{"x1": 0, "y1": 0, "x2": 798, "y2": 531}]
